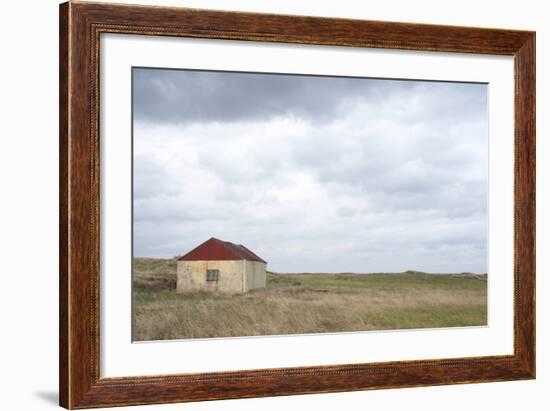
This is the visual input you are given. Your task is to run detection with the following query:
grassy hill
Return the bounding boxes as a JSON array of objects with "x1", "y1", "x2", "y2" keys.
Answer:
[{"x1": 132, "y1": 257, "x2": 487, "y2": 341}]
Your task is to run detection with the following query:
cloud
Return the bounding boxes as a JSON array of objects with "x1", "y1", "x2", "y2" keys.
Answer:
[
  {"x1": 132, "y1": 68, "x2": 442, "y2": 125},
  {"x1": 132, "y1": 68, "x2": 488, "y2": 273}
]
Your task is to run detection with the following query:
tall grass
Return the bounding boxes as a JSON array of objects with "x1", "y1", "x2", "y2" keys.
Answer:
[{"x1": 132, "y1": 258, "x2": 487, "y2": 341}]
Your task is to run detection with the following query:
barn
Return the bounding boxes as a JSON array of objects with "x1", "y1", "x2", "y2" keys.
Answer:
[{"x1": 176, "y1": 238, "x2": 267, "y2": 293}]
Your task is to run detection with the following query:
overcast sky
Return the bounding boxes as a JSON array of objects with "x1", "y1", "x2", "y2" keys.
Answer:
[{"x1": 133, "y1": 68, "x2": 488, "y2": 273}]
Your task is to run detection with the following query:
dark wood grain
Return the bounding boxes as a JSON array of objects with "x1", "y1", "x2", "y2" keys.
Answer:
[
  {"x1": 59, "y1": 2, "x2": 69, "y2": 407},
  {"x1": 514, "y1": 34, "x2": 536, "y2": 375},
  {"x1": 59, "y1": 1, "x2": 536, "y2": 408}
]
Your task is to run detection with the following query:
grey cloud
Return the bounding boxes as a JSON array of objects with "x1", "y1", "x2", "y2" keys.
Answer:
[
  {"x1": 133, "y1": 154, "x2": 174, "y2": 201},
  {"x1": 132, "y1": 68, "x2": 472, "y2": 125},
  {"x1": 132, "y1": 68, "x2": 488, "y2": 273}
]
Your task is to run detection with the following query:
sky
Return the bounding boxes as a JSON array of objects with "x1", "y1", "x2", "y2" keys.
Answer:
[{"x1": 132, "y1": 68, "x2": 488, "y2": 274}]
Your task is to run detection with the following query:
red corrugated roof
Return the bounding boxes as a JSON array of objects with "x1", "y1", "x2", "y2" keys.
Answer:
[{"x1": 177, "y1": 238, "x2": 267, "y2": 263}]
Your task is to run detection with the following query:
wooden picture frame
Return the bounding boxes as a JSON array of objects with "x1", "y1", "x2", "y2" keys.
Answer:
[{"x1": 59, "y1": 1, "x2": 535, "y2": 408}]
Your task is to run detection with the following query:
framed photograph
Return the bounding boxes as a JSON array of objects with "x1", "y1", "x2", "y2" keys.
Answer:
[{"x1": 59, "y1": 1, "x2": 535, "y2": 408}]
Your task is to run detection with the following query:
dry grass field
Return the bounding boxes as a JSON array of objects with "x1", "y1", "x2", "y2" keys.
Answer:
[{"x1": 132, "y1": 257, "x2": 487, "y2": 341}]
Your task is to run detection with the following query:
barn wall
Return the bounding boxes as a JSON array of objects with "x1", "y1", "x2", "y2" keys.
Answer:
[
  {"x1": 176, "y1": 260, "x2": 245, "y2": 293},
  {"x1": 244, "y1": 261, "x2": 267, "y2": 291}
]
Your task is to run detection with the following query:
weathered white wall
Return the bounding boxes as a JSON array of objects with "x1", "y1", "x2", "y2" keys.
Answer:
[
  {"x1": 177, "y1": 260, "x2": 267, "y2": 292},
  {"x1": 245, "y1": 261, "x2": 267, "y2": 291},
  {"x1": 177, "y1": 260, "x2": 245, "y2": 292}
]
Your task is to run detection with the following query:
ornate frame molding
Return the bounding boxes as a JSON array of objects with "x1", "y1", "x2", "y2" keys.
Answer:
[{"x1": 59, "y1": 2, "x2": 535, "y2": 408}]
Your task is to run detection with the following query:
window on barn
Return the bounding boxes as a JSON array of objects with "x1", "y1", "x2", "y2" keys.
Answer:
[{"x1": 206, "y1": 269, "x2": 219, "y2": 282}]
